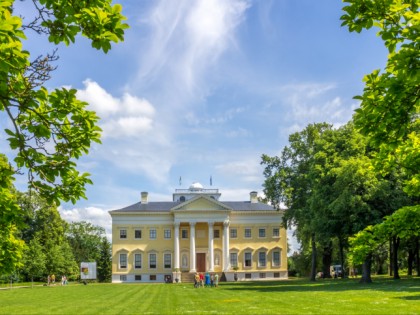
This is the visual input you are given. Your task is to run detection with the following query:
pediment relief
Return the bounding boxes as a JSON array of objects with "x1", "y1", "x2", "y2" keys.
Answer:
[{"x1": 171, "y1": 196, "x2": 232, "y2": 212}]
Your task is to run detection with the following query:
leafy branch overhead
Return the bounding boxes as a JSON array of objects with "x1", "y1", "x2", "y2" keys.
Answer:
[
  {"x1": 0, "y1": 0, "x2": 128, "y2": 205},
  {"x1": 341, "y1": 0, "x2": 419, "y2": 196}
]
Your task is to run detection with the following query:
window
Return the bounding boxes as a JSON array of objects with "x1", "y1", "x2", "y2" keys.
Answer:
[
  {"x1": 164, "y1": 253, "x2": 172, "y2": 269},
  {"x1": 135, "y1": 229, "x2": 142, "y2": 239},
  {"x1": 135, "y1": 275, "x2": 142, "y2": 281},
  {"x1": 259, "y1": 273, "x2": 266, "y2": 278},
  {"x1": 230, "y1": 252, "x2": 238, "y2": 268},
  {"x1": 214, "y1": 229, "x2": 220, "y2": 239},
  {"x1": 164, "y1": 229, "x2": 171, "y2": 239},
  {"x1": 273, "y1": 228, "x2": 280, "y2": 237},
  {"x1": 149, "y1": 229, "x2": 157, "y2": 240},
  {"x1": 119, "y1": 253, "x2": 127, "y2": 269},
  {"x1": 244, "y1": 228, "x2": 251, "y2": 238},
  {"x1": 180, "y1": 196, "x2": 186, "y2": 202},
  {"x1": 149, "y1": 253, "x2": 157, "y2": 269},
  {"x1": 181, "y1": 229, "x2": 188, "y2": 239},
  {"x1": 230, "y1": 228, "x2": 237, "y2": 239},
  {"x1": 245, "y1": 273, "x2": 252, "y2": 279},
  {"x1": 244, "y1": 252, "x2": 252, "y2": 267},
  {"x1": 258, "y1": 252, "x2": 266, "y2": 267},
  {"x1": 150, "y1": 275, "x2": 156, "y2": 281},
  {"x1": 273, "y1": 251, "x2": 281, "y2": 267},
  {"x1": 134, "y1": 254, "x2": 142, "y2": 269},
  {"x1": 120, "y1": 275, "x2": 127, "y2": 281},
  {"x1": 120, "y1": 229, "x2": 127, "y2": 239},
  {"x1": 274, "y1": 272, "x2": 280, "y2": 278},
  {"x1": 259, "y1": 228, "x2": 266, "y2": 238}
]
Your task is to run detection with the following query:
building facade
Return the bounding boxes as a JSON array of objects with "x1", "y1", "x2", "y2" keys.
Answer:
[{"x1": 109, "y1": 183, "x2": 287, "y2": 283}]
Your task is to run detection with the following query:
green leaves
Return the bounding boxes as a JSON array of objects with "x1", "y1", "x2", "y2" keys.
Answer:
[{"x1": 342, "y1": 0, "x2": 420, "y2": 197}]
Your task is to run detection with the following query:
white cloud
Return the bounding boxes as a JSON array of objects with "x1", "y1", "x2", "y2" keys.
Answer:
[
  {"x1": 136, "y1": 0, "x2": 250, "y2": 99},
  {"x1": 77, "y1": 80, "x2": 156, "y2": 139}
]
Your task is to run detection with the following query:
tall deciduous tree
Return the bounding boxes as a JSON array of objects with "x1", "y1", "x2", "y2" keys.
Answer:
[
  {"x1": 0, "y1": 0, "x2": 128, "y2": 269},
  {"x1": 341, "y1": 0, "x2": 419, "y2": 195}
]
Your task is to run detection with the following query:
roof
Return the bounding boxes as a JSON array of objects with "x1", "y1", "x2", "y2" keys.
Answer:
[{"x1": 109, "y1": 200, "x2": 275, "y2": 214}]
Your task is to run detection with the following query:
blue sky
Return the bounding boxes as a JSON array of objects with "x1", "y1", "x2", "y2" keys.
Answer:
[{"x1": 5, "y1": 0, "x2": 388, "y2": 248}]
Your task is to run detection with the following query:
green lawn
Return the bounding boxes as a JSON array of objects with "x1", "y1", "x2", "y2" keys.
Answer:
[{"x1": 0, "y1": 277, "x2": 419, "y2": 314}]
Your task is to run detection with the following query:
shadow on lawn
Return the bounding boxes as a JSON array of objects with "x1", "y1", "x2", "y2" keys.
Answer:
[
  {"x1": 223, "y1": 277, "x2": 420, "y2": 293},
  {"x1": 396, "y1": 295, "x2": 420, "y2": 300}
]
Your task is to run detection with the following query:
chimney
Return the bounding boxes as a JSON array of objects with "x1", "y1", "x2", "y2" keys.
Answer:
[
  {"x1": 250, "y1": 191, "x2": 258, "y2": 203},
  {"x1": 141, "y1": 192, "x2": 148, "y2": 204}
]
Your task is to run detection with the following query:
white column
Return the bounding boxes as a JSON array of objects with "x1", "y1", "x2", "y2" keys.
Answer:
[
  {"x1": 223, "y1": 220, "x2": 230, "y2": 272},
  {"x1": 174, "y1": 222, "x2": 180, "y2": 270},
  {"x1": 208, "y1": 222, "x2": 214, "y2": 272},
  {"x1": 189, "y1": 222, "x2": 196, "y2": 272}
]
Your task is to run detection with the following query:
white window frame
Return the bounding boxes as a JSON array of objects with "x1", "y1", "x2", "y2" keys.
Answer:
[
  {"x1": 272, "y1": 250, "x2": 281, "y2": 267},
  {"x1": 244, "y1": 251, "x2": 252, "y2": 268},
  {"x1": 244, "y1": 228, "x2": 252, "y2": 239},
  {"x1": 119, "y1": 229, "x2": 127, "y2": 239},
  {"x1": 149, "y1": 253, "x2": 157, "y2": 269},
  {"x1": 134, "y1": 253, "x2": 142, "y2": 269},
  {"x1": 163, "y1": 253, "x2": 172, "y2": 269},
  {"x1": 272, "y1": 227, "x2": 280, "y2": 238},
  {"x1": 149, "y1": 228, "x2": 157, "y2": 240},
  {"x1": 258, "y1": 251, "x2": 266, "y2": 268},
  {"x1": 230, "y1": 252, "x2": 238, "y2": 268},
  {"x1": 214, "y1": 229, "x2": 220, "y2": 239},
  {"x1": 119, "y1": 253, "x2": 127, "y2": 269},
  {"x1": 164, "y1": 229, "x2": 171, "y2": 239},
  {"x1": 230, "y1": 228, "x2": 237, "y2": 239},
  {"x1": 181, "y1": 229, "x2": 188, "y2": 239},
  {"x1": 258, "y1": 228, "x2": 266, "y2": 238}
]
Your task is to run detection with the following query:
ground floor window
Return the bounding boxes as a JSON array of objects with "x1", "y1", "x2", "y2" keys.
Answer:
[
  {"x1": 134, "y1": 253, "x2": 142, "y2": 269},
  {"x1": 245, "y1": 273, "x2": 252, "y2": 279},
  {"x1": 135, "y1": 275, "x2": 142, "y2": 281},
  {"x1": 119, "y1": 253, "x2": 127, "y2": 269},
  {"x1": 149, "y1": 253, "x2": 157, "y2": 269},
  {"x1": 120, "y1": 275, "x2": 127, "y2": 281},
  {"x1": 272, "y1": 251, "x2": 281, "y2": 267},
  {"x1": 164, "y1": 253, "x2": 172, "y2": 269},
  {"x1": 259, "y1": 273, "x2": 266, "y2": 278},
  {"x1": 258, "y1": 252, "x2": 266, "y2": 267},
  {"x1": 274, "y1": 272, "x2": 280, "y2": 278},
  {"x1": 230, "y1": 252, "x2": 238, "y2": 268},
  {"x1": 244, "y1": 252, "x2": 252, "y2": 267},
  {"x1": 150, "y1": 275, "x2": 156, "y2": 281}
]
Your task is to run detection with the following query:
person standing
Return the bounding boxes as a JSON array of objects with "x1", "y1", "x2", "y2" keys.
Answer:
[{"x1": 214, "y1": 273, "x2": 219, "y2": 287}]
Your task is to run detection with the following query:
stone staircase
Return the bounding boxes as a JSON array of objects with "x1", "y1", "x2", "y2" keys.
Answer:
[{"x1": 180, "y1": 272, "x2": 195, "y2": 283}]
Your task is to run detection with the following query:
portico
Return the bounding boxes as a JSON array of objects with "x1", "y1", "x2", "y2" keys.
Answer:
[{"x1": 173, "y1": 218, "x2": 231, "y2": 273}]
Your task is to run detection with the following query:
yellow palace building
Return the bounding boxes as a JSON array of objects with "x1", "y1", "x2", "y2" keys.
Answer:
[{"x1": 109, "y1": 182, "x2": 287, "y2": 283}]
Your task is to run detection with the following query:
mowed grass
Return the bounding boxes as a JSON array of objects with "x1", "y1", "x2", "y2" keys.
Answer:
[{"x1": 0, "y1": 277, "x2": 419, "y2": 314}]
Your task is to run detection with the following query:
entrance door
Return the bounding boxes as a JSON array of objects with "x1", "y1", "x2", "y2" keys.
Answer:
[{"x1": 196, "y1": 253, "x2": 206, "y2": 272}]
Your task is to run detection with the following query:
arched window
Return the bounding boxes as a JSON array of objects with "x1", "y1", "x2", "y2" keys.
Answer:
[{"x1": 180, "y1": 196, "x2": 186, "y2": 202}]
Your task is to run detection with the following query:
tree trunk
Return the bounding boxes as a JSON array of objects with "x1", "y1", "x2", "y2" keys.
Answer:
[
  {"x1": 415, "y1": 237, "x2": 420, "y2": 277},
  {"x1": 360, "y1": 254, "x2": 372, "y2": 283},
  {"x1": 339, "y1": 237, "x2": 345, "y2": 278},
  {"x1": 392, "y1": 236, "x2": 400, "y2": 280},
  {"x1": 310, "y1": 233, "x2": 317, "y2": 281},
  {"x1": 389, "y1": 238, "x2": 393, "y2": 276},
  {"x1": 408, "y1": 249, "x2": 414, "y2": 276},
  {"x1": 321, "y1": 241, "x2": 333, "y2": 278}
]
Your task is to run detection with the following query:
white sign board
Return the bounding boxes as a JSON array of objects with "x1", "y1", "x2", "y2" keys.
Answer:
[{"x1": 80, "y1": 262, "x2": 97, "y2": 280}]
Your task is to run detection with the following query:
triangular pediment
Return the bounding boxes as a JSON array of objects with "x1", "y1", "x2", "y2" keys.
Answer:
[{"x1": 171, "y1": 195, "x2": 232, "y2": 212}]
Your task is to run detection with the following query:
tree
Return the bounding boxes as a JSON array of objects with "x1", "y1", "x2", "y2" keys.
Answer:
[
  {"x1": 0, "y1": 154, "x2": 25, "y2": 275},
  {"x1": 97, "y1": 237, "x2": 112, "y2": 282},
  {"x1": 22, "y1": 236, "x2": 46, "y2": 286},
  {"x1": 66, "y1": 221, "x2": 106, "y2": 265},
  {"x1": 0, "y1": 0, "x2": 128, "y2": 269},
  {"x1": 341, "y1": 0, "x2": 419, "y2": 195}
]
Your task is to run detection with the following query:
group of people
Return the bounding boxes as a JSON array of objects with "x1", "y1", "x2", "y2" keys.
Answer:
[
  {"x1": 47, "y1": 274, "x2": 68, "y2": 286},
  {"x1": 194, "y1": 272, "x2": 218, "y2": 288}
]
